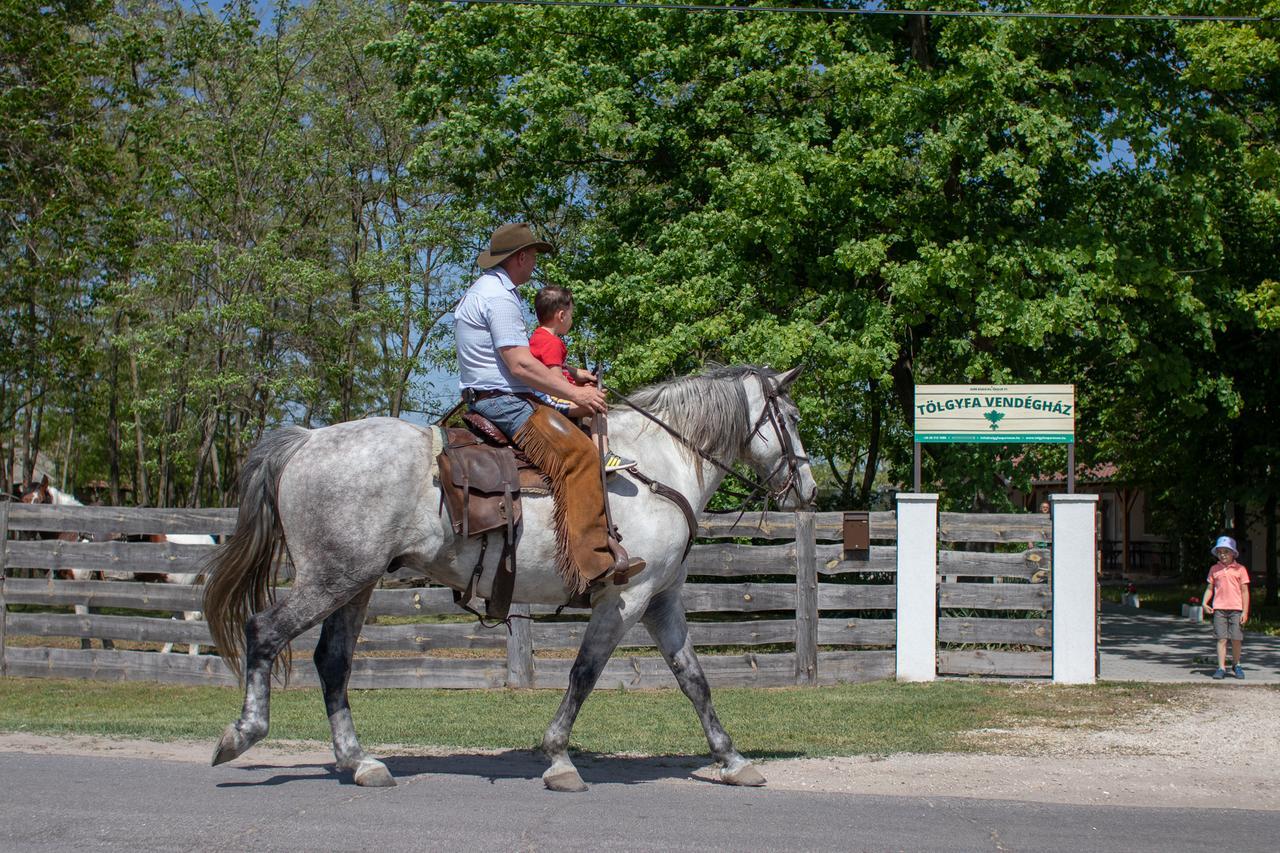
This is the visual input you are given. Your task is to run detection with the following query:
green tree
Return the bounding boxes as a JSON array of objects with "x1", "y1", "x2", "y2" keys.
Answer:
[
  {"x1": 389, "y1": 2, "x2": 1279, "y2": 568},
  {"x1": 0, "y1": 0, "x2": 116, "y2": 492}
]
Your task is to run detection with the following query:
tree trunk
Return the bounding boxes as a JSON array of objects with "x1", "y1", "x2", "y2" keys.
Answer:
[
  {"x1": 907, "y1": 15, "x2": 934, "y2": 71},
  {"x1": 187, "y1": 407, "x2": 218, "y2": 507},
  {"x1": 129, "y1": 352, "x2": 150, "y2": 506},
  {"x1": 107, "y1": 323, "x2": 122, "y2": 506},
  {"x1": 1232, "y1": 501, "x2": 1249, "y2": 565},
  {"x1": 59, "y1": 422, "x2": 74, "y2": 493},
  {"x1": 0, "y1": 379, "x2": 9, "y2": 494},
  {"x1": 30, "y1": 394, "x2": 45, "y2": 483},
  {"x1": 859, "y1": 384, "x2": 882, "y2": 507},
  {"x1": 1265, "y1": 492, "x2": 1277, "y2": 607}
]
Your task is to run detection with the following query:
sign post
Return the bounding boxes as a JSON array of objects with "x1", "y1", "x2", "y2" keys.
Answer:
[{"x1": 913, "y1": 384, "x2": 1076, "y2": 492}]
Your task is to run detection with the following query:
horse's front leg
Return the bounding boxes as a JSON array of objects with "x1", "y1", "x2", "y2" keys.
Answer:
[
  {"x1": 541, "y1": 597, "x2": 631, "y2": 792},
  {"x1": 642, "y1": 588, "x2": 765, "y2": 786}
]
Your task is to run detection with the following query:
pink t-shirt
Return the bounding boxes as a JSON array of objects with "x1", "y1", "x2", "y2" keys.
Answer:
[{"x1": 1207, "y1": 562, "x2": 1250, "y2": 611}]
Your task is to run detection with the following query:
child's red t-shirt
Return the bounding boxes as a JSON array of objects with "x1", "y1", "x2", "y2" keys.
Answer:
[{"x1": 529, "y1": 327, "x2": 573, "y2": 383}]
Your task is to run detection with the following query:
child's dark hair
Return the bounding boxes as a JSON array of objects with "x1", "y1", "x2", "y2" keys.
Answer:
[{"x1": 535, "y1": 285, "x2": 574, "y2": 323}]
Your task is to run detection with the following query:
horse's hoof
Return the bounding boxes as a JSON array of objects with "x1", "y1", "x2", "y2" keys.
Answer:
[
  {"x1": 543, "y1": 767, "x2": 588, "y2": 793},
  {"x1": 211, "y1": 722, "x2": 257, "y2": 766},
  {"x1": 353, "y1": 758, "x2": 396, "y2": 788},
  {"x1": 721, "y1": 762, "x2": 766, "y2": 787}
]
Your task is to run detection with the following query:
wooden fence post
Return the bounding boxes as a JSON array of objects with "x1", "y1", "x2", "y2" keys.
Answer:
[
  {"x1": 896, "y1": 493, "x2": 939, "y2": 682},
  {"x1": 1051, "y1": 493, "x2": 1099, "y2": 684},
  {"x1": 0, "y1": 500, "x2": 9, "y2": 677},
  {"x1": 794, "y1": 510, "x2": 817, "y2": 685},
  {"x1": 506, "y1": 603, "x2": 533, "y2": 688}
]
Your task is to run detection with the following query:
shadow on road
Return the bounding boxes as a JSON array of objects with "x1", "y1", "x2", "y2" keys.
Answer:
[
  {"x1": 216, "y1": 749, "x2": 782, "y2": 788},
  {"x1": 1100, "y1": 603, "x2": 1280, "y2": 682}
]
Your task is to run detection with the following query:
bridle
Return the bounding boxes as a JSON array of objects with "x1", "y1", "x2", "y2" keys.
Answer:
[{"x1": 610, "y1": 368, "x2": 812, "y2": 510}]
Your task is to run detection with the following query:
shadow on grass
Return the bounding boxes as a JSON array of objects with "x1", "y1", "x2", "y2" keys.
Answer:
[{"x1": 217, "y1": 748, "x2": 806, "y2": 788}]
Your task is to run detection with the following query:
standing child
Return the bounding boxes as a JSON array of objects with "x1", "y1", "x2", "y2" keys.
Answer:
[
  {"x1": 529, "y1": 286, "x2": 636, "y2": 473},
  {"x1": 1202, "y1": 535, "x2": 1250, "y2": 680}
]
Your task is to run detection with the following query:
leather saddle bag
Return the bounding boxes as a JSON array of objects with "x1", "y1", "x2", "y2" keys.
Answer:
[
  {"x1": 437, "y1": 428, "x2": 521, "y2": 540},
  {"x1": 436, "y1": 426, "x2": 524, "y2": 623}
]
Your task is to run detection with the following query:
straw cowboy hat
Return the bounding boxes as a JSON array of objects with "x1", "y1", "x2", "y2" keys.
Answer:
[{"x1": 477, "y1": 223, "x2": 553, "y2": 269}]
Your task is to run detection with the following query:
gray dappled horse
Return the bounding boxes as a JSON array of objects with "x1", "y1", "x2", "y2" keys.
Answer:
[{"x1": 203, "y1": 365, "x2": 816, "y2": 790}]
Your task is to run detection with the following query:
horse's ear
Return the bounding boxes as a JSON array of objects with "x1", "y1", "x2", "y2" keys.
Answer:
[{"x1": 776, "y1": 365, "x2": 804, "y2": 390}]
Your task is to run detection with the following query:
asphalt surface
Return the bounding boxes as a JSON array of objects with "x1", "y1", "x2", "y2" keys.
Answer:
[
  {"x1": 1098, "y1": 603, "x2": 1280, "y2": 683},
  {"x1": 4, "y1": 607, "x2": 1277, "y2": 851},
  {"x1": 1, "y1": 749, "x2": 1276, "y2": 852}
]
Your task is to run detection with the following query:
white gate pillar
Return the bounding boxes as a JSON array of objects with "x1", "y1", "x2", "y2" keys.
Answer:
[
  {"x1": 896, "y1": 492, "x2": 939, "y2": 682},
  {"x1": 1051, "y1": 493, "x2": 1099, "y2": 684}
]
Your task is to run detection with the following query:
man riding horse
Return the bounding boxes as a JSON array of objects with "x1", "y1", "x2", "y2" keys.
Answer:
[{"x1": 455, "y1": 223, "x2": 645, "y2": 588}]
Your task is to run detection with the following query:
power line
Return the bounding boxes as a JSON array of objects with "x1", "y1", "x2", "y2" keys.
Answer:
[{"x1": 424, "y1": 0, "x2": 1272, "y2": 24}]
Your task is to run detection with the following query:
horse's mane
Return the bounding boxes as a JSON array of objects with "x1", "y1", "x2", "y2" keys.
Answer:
[
  {"x1": 621, "y1": 365, "x2": 770, "y2": 463},
  {"x1": 47, "y1": 486, "x2": 83, "y2": 507},
  {"x1": 18, "y1": 482, "x2": 83, "y2": 506}
]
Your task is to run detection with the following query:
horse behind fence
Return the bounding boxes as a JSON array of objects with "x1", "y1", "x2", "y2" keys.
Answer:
[{"x1": 11, "y1": 478, "x2": 214, "y2": 654}]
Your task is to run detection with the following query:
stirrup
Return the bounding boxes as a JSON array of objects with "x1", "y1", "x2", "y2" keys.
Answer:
[
  {"x1": 611, "y1": 556, "x2": 646, "y2": 585},
  {"x1": 605, "y1": 537, "x2": 646, "y2": 586}
]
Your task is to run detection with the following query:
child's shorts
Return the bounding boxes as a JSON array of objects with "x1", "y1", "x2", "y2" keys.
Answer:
[{"x1": 1213, "y1": 609, "x2": 1243, "y2": 641}]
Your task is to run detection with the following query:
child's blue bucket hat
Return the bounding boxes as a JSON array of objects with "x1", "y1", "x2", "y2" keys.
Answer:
[{"x1": 1212, "y1": 535, "x2": 1238, "y2": 557}]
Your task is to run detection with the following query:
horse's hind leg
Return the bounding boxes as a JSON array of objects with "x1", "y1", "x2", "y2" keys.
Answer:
[
  {"x1": 313, "y1": 585, "x2": 393, "y2": 787},
  {"x1": 212, "y1": 584, "x2": 337, "y2": 767},
  {"x1": 642, "y1": 588, "x2": 765, "y2": 787},
  {"x1": 541, "y1": 600, "x2": 631, "y2": 792}
]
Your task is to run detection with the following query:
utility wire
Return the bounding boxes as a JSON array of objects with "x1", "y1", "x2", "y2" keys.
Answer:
[{"x1": 423, "y1": 0, "x2": 1272, "y2": 24}]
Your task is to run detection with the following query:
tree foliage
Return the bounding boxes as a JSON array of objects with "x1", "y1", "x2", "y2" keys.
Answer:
[
  {"x1": 2, "y1": 0, "x2": 464, "y2": 505},
  {"x1": 1, "y1": 1, "x2": 1277, "y2": 587},
  {"x1": 385, "y1": 1, "x2": 1279, "y2": 569}
]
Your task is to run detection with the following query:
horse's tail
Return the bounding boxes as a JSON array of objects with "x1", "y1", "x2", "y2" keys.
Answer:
[{"x1": 202, "y1": 425, "x2": 311, "y2": 678}]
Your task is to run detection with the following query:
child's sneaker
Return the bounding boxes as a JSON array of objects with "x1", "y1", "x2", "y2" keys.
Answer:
[
  {"x1": 1212, "y1": 668, "x2": 1226, "y2": 680},
  {"x1": 603, "y1": 451, "x2": 637, "y2": 473},
  {"x1": 1233, "y1": 664, "x2": 1245, "y2": 679}
]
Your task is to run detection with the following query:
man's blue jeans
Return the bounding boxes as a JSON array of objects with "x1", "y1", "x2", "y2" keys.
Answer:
[{"x1": 470, "y1": 393, "x2": 536, "y2": 441}]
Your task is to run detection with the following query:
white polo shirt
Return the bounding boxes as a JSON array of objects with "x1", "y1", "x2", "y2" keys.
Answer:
[{"x1": 454, "y1": 267, "x2": 534, "y2": 393}]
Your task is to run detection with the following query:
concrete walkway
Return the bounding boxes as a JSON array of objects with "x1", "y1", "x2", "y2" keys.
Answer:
[{"x1": 1099, "y1": 603, "x2": 1280, "y2": 683}]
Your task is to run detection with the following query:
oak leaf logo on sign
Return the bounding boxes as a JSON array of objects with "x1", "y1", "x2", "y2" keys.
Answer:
[{"x1": 984, "y1": 410, "x2": 1004, "y2": 430}]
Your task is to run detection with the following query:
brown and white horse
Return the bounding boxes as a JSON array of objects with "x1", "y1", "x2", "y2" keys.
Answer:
[{"x1": 17, "y1": 477, "x2": 211, "y2": 654}]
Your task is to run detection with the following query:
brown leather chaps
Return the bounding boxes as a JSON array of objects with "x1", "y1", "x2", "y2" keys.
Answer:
[{"x1": 513, "y1": 405, "x2": 614, "y2": 592}]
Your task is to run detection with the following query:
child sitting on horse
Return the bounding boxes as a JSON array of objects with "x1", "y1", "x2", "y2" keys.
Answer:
[{"x1": 530, "y1": 285, "x2": 636, "y2": 473}]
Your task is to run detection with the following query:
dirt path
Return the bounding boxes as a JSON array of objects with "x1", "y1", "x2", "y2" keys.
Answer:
[
  {"x1": 3, "y1": 686, "x2": 1276, "y2": 810},
  {"x1": 761, "y1": 685, "x2": 1280, "y2": 809}
]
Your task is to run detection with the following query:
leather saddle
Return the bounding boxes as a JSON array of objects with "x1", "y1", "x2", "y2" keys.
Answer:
[{"x1": 436, "y1": 413, "x2": 548, "y2": 623}]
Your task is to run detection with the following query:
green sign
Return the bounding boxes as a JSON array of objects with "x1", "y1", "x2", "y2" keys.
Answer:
[{"x1": 914, "y1": 384, "x2": 1075, "y2": 444}]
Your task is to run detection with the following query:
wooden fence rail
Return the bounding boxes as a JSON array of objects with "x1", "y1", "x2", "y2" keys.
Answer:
[{"x1": 2, "y1": 504, "x2": 1056, "y2": 686}]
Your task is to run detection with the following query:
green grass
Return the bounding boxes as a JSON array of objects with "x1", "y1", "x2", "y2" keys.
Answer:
[
  {"x1": 1102, "y1": 582, "x2": 1280, "y2": 637},
  {"x1": 0, "y1": 677, "x2": 1188, "y2": 757}
]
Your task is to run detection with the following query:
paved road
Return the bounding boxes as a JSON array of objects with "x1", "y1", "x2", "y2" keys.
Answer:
[
  {"x1": 1, "y1": 749, "x2": 1276, "y2": 852},
  {"x1": 1099, "y1": 603, "x2": 1280, "y2": 683}
]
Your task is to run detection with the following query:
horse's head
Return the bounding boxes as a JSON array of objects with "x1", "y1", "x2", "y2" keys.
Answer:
[
  {"x1": 17, "y1": 475, "x2": 52, "y2": 504},
  {"x1": 741, "y1": 366, "x2": 817, "y2": 510}
]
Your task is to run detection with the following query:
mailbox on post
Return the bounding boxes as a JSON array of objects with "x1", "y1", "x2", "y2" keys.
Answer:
[{"x1": 843, "y1": 511, "x2": 870, "y2": 558}]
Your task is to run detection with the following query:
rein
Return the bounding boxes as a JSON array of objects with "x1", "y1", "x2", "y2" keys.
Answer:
[{"x1": 608, "y1": 369, "x2": 808, "y2": 510}]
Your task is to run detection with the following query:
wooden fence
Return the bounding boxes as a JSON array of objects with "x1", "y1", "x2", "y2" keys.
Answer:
[
  {"x1": 935, "y1": 513, "x2": 1053, "y2": 678},
  {"x1": 0, "y1": 501, "x2": 1061, "y2": 687}
]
